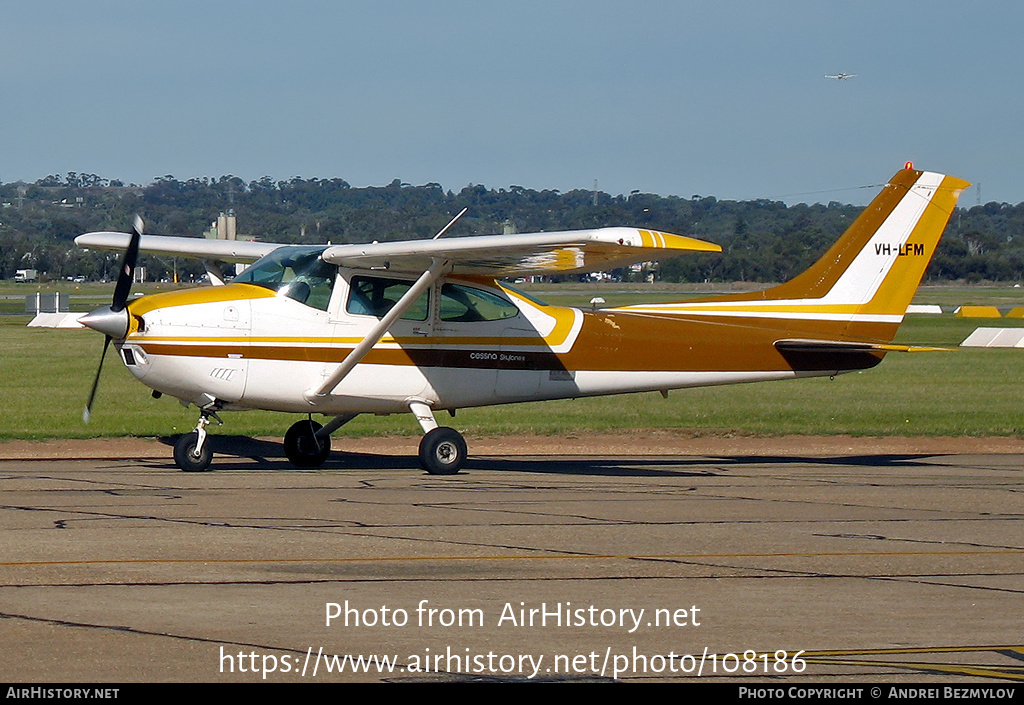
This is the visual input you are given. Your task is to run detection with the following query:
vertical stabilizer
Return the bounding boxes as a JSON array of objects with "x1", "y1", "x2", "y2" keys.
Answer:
[
  {"x1": 764, "y1": 167, "x2": 970, "y2": 318},
  {"x1": 622, "y1": 166, "x2": 969, "y2": 344}
]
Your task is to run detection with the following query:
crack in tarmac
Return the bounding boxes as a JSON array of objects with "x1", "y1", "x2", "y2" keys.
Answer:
[{"x1": 2, "y1": 449, "x2": 1021, "y2": 682}]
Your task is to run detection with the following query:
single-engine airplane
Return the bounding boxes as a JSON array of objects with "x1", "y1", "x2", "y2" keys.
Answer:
[{"x1": 74, "y1": 165, "x2": 968, "y2": 474}]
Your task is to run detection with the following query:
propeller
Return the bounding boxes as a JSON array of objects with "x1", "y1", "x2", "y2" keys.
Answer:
[
  {"x1": 80, "y1": 216, "x2": 143, "y2": 423},
  {"x1": 111, "y1": 215, "x2": 142, "y2": 312},
  {"x1": 82, "y1": 336, "x2": 112, "y2": 424}
]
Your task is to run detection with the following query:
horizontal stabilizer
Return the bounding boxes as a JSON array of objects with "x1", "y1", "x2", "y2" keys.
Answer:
[{"x1": 775, "y1": 338, "x2": 954, "y2": 354}]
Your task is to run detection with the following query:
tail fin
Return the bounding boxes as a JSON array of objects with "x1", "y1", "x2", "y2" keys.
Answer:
[
  {"x1": 752, "y1": 166, "x2": 970, "y2": 317},
  {"x1": 628, "y1": 166, "x2": 970, "y2": 344}
]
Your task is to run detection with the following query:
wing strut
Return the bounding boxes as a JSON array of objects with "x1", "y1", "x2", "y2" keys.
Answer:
[
  {"x1": 305, "y1": 257, "x2": 450, "y2": 402},
  {"x1": 202, "y1": 260, "x2": 227, "y2": 286}
]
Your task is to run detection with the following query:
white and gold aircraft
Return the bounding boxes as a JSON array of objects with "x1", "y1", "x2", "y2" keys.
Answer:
[{"x1": 75, "y1": 165, "x2": 968, "y2": 474}]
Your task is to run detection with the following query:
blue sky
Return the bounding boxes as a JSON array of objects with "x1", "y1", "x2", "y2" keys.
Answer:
[{"x1": 2, "y1": 1, "x2": 1021, "y2": 204}]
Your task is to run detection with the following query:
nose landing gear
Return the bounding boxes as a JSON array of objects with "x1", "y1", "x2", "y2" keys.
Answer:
[{"x1": 173, "y1": 411, "x2": 219, "y2": 472}]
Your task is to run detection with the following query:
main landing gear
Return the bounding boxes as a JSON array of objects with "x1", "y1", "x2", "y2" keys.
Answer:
[
  {"x1": 283, "y1": 418, "x2": 330, "y2": 468},
  {"x1": 410, "y1": 400, "x2": 468, "y2": 475},
  {"x1": 418, "y1": 427, "x2": 468, "y2": 475},
  {"x1": 281, "y1": 413, "x2": 357, "y2": 469},
  {"x1": 277, "y1": 407, "x2": 468, "y2": 474}
]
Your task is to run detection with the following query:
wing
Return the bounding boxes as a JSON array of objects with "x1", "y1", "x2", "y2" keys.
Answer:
[
  {"x1": 74, "y1": 232, "x2": 281, "y2": 264},
  {"x1": 320, "y1": 227, "x2": 721, "y2": 276},
  {"x1": 76, "y1": 226, "x2": 722, "y2": 275}
]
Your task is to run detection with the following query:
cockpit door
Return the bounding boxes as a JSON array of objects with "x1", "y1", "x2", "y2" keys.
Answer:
[{"x1": 325, "y1": 269, "x2": 433, "y2": 402}]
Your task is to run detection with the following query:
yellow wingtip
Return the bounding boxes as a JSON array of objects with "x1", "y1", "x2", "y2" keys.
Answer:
[{"x1": 657, "y1": 231, "x2": 723, "y2": 253}]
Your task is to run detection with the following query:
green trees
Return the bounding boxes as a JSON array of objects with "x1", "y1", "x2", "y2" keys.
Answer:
[{"x1": 0, "y1": 171, "x2": 1021, "y2": 283}]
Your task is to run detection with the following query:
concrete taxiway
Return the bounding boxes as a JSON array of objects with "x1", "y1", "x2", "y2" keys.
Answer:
[{"x1": 1, "y1": 436, "x2": 1021, "y2": 682}]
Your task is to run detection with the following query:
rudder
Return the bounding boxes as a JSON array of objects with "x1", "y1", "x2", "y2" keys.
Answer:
[{"x1": 616, "y1": 165, "x2": 969, "y2": 346}]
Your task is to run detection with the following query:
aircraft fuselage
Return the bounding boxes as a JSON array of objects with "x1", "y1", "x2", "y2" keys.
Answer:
[{"x1": 117, "y1": 270, "x2": 882, "y2": 417}]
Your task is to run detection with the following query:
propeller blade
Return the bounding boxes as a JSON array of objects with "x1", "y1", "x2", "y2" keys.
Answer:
[
  {"x1": 82, "y1": 216, "x2": 143, "y2": 423},
  {"x1": 83, "y1": 335, "x2": 112, "y2": 424},
  {"x1": 111, "y1": 215, "x2": 143, "y2": 312}
]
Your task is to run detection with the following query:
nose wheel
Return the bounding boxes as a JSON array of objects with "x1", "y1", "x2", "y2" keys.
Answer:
[
  {"x1": 174, "y1": 413, "x2": 215, "y2": 472},
  {"x1": 174, "y1": 432, "x2": 213, "y2": 472}
]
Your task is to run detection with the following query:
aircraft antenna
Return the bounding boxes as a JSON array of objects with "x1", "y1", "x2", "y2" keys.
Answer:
[{"x1": 433, "y1": 207, "x2": 468, "y2": 240}]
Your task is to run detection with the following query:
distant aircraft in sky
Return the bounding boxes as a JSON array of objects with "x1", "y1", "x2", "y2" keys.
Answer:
[{"x1": 825, "y1": 73, "x2": 856, "y2": 80}]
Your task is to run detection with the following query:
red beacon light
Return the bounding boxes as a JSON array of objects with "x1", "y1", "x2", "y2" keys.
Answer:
[{"x1": 904, "y1": 161, "x2": 914, "y2": 170}]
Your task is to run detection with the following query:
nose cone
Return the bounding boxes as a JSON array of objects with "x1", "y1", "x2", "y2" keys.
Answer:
[{"x1": 78, "y1": 306, "x2": 130, "y2": 339}]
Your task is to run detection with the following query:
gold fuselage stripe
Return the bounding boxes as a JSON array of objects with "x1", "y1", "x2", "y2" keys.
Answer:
[{"x1": 129, "y1": 307, "x2": 889, "y2": 373}]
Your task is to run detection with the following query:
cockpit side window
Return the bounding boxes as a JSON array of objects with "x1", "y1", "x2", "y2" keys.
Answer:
[{"x1": 346, "y1": 275, "x2": 429, "y2": 321}]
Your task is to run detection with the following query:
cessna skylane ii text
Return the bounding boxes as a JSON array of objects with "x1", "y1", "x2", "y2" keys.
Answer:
[{"x1": 75, "y1": 165, "x2": 968, "y2": 473}]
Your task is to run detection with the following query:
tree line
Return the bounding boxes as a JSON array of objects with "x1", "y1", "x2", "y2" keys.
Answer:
[{"x1": 1, "y1": 172, "x2": 1021, "y2": 283}]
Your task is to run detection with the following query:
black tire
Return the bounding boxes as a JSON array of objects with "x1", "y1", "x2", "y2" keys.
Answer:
[
  {"x1": 284, "y1": 419, "x2": 331, "y2": 468},
  {"x1": 418, "y1": 427, "x2": 467, "y2": 475},
  {"x1": 174, "y1": 431, "x2": 213, "y2": 472}
]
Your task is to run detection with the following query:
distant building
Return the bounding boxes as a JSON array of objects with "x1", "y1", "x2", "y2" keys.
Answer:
[{"x1": 203, "y1": 211, "x2": 255, "y2": 242}]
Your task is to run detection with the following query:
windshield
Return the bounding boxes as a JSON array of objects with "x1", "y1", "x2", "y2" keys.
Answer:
[{"x1": 234, "y1": 246, "x2": 335, "y2": 311}]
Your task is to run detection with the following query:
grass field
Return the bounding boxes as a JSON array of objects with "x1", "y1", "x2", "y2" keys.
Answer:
[{"x1": 2, "y1": 282, "x2": 1024, "y2": 440}]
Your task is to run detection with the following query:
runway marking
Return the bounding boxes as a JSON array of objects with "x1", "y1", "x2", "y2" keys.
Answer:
[
  {"x1": 2, "y1": 547, "x2": 1022, "y2": 568},
  {"x1": 792, "y1": 645, "x2": 1024, "y2": 681}
]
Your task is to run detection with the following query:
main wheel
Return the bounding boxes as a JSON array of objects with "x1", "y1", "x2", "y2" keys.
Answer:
[
  {"x1": 418, "y1": 427, "x2": 467, "y2": 475},
  {"x1": 284, "y1": 419, "x2": 331, "y2": 468},
  {"x1": 174, "y1": 431, "x2": 213, "y2": 472}
]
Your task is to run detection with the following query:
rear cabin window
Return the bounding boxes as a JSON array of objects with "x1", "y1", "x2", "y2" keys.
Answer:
[
  {"x1": 346, "y1": 276, "x2": 429, "y2": 321},
  {"x1": 439, "y1": 284, "x2": 519, "y2": 322}
]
